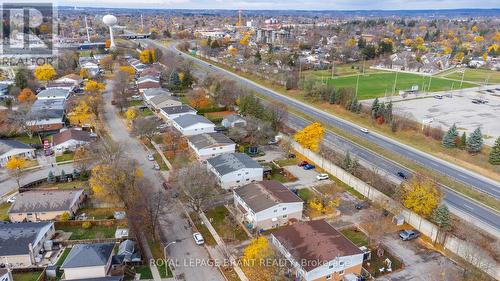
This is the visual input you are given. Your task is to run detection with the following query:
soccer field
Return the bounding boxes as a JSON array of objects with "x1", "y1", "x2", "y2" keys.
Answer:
[
  {"x1": 440, "y1": 68, "x2": 500, "y2": 84},
  {"x1": 326, "y1": 72, "x2": 476, "y2": 99}
]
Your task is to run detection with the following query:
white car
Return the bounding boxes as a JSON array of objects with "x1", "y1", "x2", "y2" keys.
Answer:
[
  {"x1": 193, "y1": 232, "x2": 204, "y2": 245},
  {"x1": 360, "y1": 128, "x2": 369, "y2": 133},
  {"x1": 7, "y1": 195, "x2": 16, "y2": 203},
  {"x1": 153, "y1": 163, "x2": 160, "y2": 170},
  {"x1": 147, "y1": 154, "x2": 154, "y2": 161},
  {"x1": 316, "y1": 173, "x2": 329, "y2": 180}
]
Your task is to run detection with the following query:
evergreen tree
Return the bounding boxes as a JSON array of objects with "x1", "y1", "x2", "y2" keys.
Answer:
[
  {"x1": 255, "y1": 49, "x2": 261, "y2": 62},
  {"x1": 458, "y1": 132, "x2": 467, "y2": 150},
  {"x1": 342, "y1": 151, "x2": 352, "y2": 171},
  {"x1": 385, "y1": 102, "x2": 393, "y2": 123},
  {"x1": 47, "y1": 171, "x2": 56, "y2": 183},
  {"x1": 466, "y1": 127, "x2": 483, "y2": 153},
  {"x1": 60, "y1": 169, "x2": 66, "y2": 182},
  {"x1": 488, "y1": 137, "x2": 500, "y2": 165},
  {"x1": 431, "y1": 205, "x2": 452, "y2": 231},
  {"x1": 180, "y1": 70, "x2": 194, "y2": 89},
  {"x1": 14, "y1": 69, "x2": 28, "y2": 89},
  {"x1": 350, "y1": 97, "x2": 358, "y2": 112},
  {"x1": 329, "y1": 90, "x2": 336, "y2": 104},
  {"x1": 378, "y1": 103, "x2": 386, "y2": 121},
  {"x1": 168, "y1": 71, "x2": 181, "y2": 91},
  {"x1": 72, "y1": 169, "x2": 79, "y2": 179},
  {"x1": 371, "y1": 98, "x2": 379, "y2": 119},
  {"x1": 210, "y1": 40, "x2": 220, "y2": 49},
  {"x1": 442, "y1": 124, "x2": 458, "y2": 148}
]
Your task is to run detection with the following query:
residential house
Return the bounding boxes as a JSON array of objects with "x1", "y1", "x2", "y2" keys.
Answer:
[
  {"x1": 171, "y1": 114, "x2": 215, "y2": 136},
  {"x1": 160, "y1": 105, "x2": 197, "y2": 121},
  {"x1": 0, "y1": 222, "x2": 55, "y2": 267},
  {"x1": 142, "y1": 88, "x2": 171, "y2": 101},
  {"x1": 206, "y1": 153, "x2": 263, "y2": 189},
  {"x1": 37, "y1": 88, "x2": 71, "y2": 100},
  {"x1": 55, "y1": 73, "x2": 83, "y2": 87},
  {"x1": 116, "y1": 240, "x2": 141, "y2": 263},
  {"x1": 46, "y1": 82, "x2": 74, "y2": 92},
  {"x1": 234, "y1": 180, "x2": 303, "y2": 230},
  {"x1": 9, "y1": 189, "x2": 85, "y2": 222},
  {"x1": 61, "y1": 243, "x2": 115, "y2": 280},
  {"x1": 187, "y1": 132, "x2": 236, "y2": 160},
  {"x1": 0, "y1": 84, "x2": 11, "y2": 98},
  {"x1": 271, "y1": 220, "x2": 364, "y2": 281},
  {"x1": 137, "y1": 76, "x2": 160, "y2": 93},
  {"x1": 0, "y1": 269, "x2": 13, "y2": 281},
  {"x1": 52, "y1": 128, "x2": 93, "y2": 153},
  {"x1": 0, "y1": 139, "x2": 36, "y2": 166},
  {"x1": 28, "y1": 98, "x2": 66, "y2": 133},
  {"x1": 148, "y1": 95, "x2": 181, "y2": 111},
  {"x1": 129, "y1": 59, "x2": 147, "y2": 73},
  {"x1": 221, "y1": 114, "x2": 247, "y2": 128},
  {"x1": 139, "y1": 65, "x2": 161, "y2": 79},
  {"x1": 79, "y1": 57, "x2": 100, "y2": 77}
]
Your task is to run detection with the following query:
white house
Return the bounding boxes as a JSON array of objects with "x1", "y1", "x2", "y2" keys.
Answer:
[
  {"x1": 80, "y1": 61, "x2": 100, "y2": 77},
  {"x1": 55, "y1": 73, "x2": 83, "y2": 86},
  {"x1": 0, "y1": 222, "x2": 55, "y2": 268},
  {"x1": 159, "y1": 105, "x2": 197, "y2": 121},
  {"x1": 187, "y1": 132, "x2": 235, "y2": 160},
  {"x1": 137, "y1": 76, "x2": 160, "y2": 93},
  {"x1": 61, "y1": 243, "x2": 114, "y2": 280},
  {"x1": 36, "y1": 88, "x2": 71, "y2": 100},
  {"x1": 206, "y1": 153, "x2": 263, "y2": 189},
  {"x1": 0, "y1": 139, "x2": 36, "y2": 167},
  {"x1": 171, "y1": 114, "x2": 215, "y2": 136},
  {"x1": 148, "y1": 95, "x2": 181, "y2": 110},
  {"x1": 52, "y1": 128, "x2": 93, "y2": 153},
  {"x1": 142, "y1": 88, "x2": 171, "y2": 101},
  {"x1": 271, "y1": 220, "x2": 364, "y2": 281},
  {"x1": 221, "y1": 114, "x2": 247, "y2": 128},
  {"x1": 0, "y1": 269, "x2": 13, "y2": 281},
  {"x1": 234, "y1": 180, "x2": 303, "y2": 230}
]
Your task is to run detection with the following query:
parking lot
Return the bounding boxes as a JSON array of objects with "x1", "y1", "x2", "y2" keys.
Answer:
[
  {"x1": 394, "y1": 88, "x2": 500, "y2": 145},
  {"x1": 283, "y1": 165, "x2": 333, "y2": 189}
]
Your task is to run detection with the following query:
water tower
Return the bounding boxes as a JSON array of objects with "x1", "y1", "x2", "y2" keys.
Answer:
[{"x1": 102, "y1": 14, "x2": 117, "y2": 49}]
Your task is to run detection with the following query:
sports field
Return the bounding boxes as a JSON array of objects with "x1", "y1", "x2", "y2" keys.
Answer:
[
  {"x1": 439, "y1": 68, "x2": 500, "y2": 84},
  {"x1": 325, "y1": 72, "x2": 476, "y2": 99}
]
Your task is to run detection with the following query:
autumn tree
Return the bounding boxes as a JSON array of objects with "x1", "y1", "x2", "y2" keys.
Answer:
[
  {"x1": 401, "y1": 175, "x2": 442, "y2": 217},
  {"x1": 99, "y1": 56, "x2": 113, "y2": 72},
  {"x1": 169, "y1": 163, "x2": 219, "y2": 213},
  {"x1": 118, "y1": 65, "x2": 135, "y2": 79},
  {"x1": 294, "y1": 122, "x2": 324, "y2": 152},
  {"x1": 139, "y1": 49, "x2": 157, "y2": 64},
  {"x1": 34, "y1": 64, "x2": 56, "y2": 82},
  {"x1": 242, "y1": 236, "x2": 275, "y2": 281},
  {"x1": 18, "y1": 88, "x2": 36, "y2": 104},
  {"x1": 132, "y1": 117, "x2": 160, "y2": 141},
  {"x1": 126, "y1": 108, "x2": 137, "y2": 122},
  {"x1": 85, "y1": 80, "x2": 105, "y2": 94},
  {"x1": 112, "y1": 70, "x2": 130, "y2": 112},
  {"x1": 67, "y1": 100, "x2": 96, "y2": 127},
  {"x1": 79, "y1": 68, "x2": 90, "y2": 79},
  {"x1": 6, "y1": 156, "x2": 27, "y2": 188},
  {"x1": 187, "y1": 89, "x2": 212, "y2": 109},
  {"x1": 308, "y1": 194, "x2": 341, "y2": 217},
  {"x1": 73, "y1": 146, "x2": 93, "y2": 174}
]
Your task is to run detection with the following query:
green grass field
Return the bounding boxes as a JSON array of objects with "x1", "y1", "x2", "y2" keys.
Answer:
[
  {"x1": 326, "y1": 72, "x2": 475, "y2": 99},
  {"x1": 440, "y1": 68, "x2": 500, "y2": 84}
]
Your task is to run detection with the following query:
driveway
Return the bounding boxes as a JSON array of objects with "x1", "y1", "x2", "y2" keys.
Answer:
[
  {"x1": 253, "y1": 145, "x2": 284, "y2": 162},
  {"x1": 102, "y1": 86, "x2": 224, "y2": 281},
  {"x1": 283, "y1": 165, "x2": 332, "y2": 189}
]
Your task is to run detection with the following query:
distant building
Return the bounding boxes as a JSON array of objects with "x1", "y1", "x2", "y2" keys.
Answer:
[
  {"x1": 9, "y1": 189, "x2": 85, "y2": 222},
  {"x1": 256, "y1": 28, "x2": 290, "y2": 44},
  {"x1": 271, "y1": 220, "x2": 364, "y2": 281},
  {"x1": 37, "y1": 88, "x2": 71, "y2": 100},
  {"x1": 28, "y1": 98, "x2": 66, "y2": 133},
  {"x1": 187, "y1": 132, "x2": 236, "y2": 160},
  {"x1": 61, "y1": 243, "x2": 115, "y2": 280},
  {"x1": 0, "y1": 139, "x2": 36, "y2": 167},
  {"x1": 234, "y1": 180, "x2": 303, "y2": 230},
  {"x1": 0, "y1": 222, "x2": 55, "y2": 268},
  {"x1": 206, "y1": 153, "x2": 263, "y2": 189},
  {"x1": 171, "y1": 114, "x2": 215, "y2": 136}
]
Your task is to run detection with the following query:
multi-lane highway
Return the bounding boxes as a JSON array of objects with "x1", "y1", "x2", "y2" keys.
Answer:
[{"x1": 145, "y1": 39, "x2": 500, "y2": 237}]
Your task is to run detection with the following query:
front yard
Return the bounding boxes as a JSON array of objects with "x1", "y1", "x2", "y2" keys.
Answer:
[
  {"x1": 206, "y1": 206, "x2": 248, "y2": 243},
  {"x1": 56, "y1": 152, "x2": 74, "y2": 162}
]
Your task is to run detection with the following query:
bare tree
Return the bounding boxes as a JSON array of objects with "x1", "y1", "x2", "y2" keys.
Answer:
[
  {"x1": 265, "y1": 101, "x2": 288, "y2": 131},
  {"x1": 112, "y1": 70, "x2": 130, "y2": 112},
  {"x1": 169, "y1": 163, "x2": 219, "y2": 213},
  {"x1": 9, "y1": 107, "x2": 35, "y2": 139},
  {"x1": 132, "y1": 117, "x2": 160, "y2": 141}
]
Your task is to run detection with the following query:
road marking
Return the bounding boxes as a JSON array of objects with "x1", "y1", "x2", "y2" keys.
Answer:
[{"x1": 463, "y1": 204, "x2": 474, "y2": 210}]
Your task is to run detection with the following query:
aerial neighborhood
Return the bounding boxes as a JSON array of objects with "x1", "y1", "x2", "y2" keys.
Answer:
[{"x1": 0, "y1": 3, "x2": 499, "y2": 281}]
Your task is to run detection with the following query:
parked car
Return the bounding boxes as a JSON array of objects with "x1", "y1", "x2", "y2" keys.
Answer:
[
  {"x1": 153, "y1": 163, "x2": 160, "y2": 170},
  {"x1": 7, "y1": 195, "x2": 16, "y2": 203},
  {"x1": 360, "y1": 128, "x2": 369, "y2": 133},
  {"x1": 193, "y1": 232, "x2": 204, "y2": 245},
  {"x1": 355, "y1": 201, "x2": 369, "y2": 210},
  {"x1": 399, "y1": 229, "x2": 420, "y2": 241},
  {"x1": 147, "y1": 154, "x2": 154, "y2": 161},
  {"x1": 316, "y1": 173, "x2": 329, "y2": 180},
  {"x1": 303, "y1": 164, "x2": 315, "y2": 170},
  {"x1": 298, "y1": 161, "x2": 309, "y2": 167},
  {"x1": 288, "y1": 153, "x2": 296, "y2": 159},
  {"x1": 214, "y1": 126, "x2": 227, "y2": 132},
  {"x1": 397, "y1": 171, "x2": 408, "y2": 180},
  {"x1": 434, "y1": 94, "x2": 443, "y2": 99},
  {"x1": 267, "y1": 139, "x2": 278, "y2": 145}
]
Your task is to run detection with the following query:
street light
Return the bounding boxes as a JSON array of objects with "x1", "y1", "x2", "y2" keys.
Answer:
[{"x1": 163, "y1": 240, "x2": 182, "y2": 277}]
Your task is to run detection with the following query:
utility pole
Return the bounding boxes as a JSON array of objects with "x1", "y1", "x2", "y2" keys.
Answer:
[
  {"x1": 392, "y1": 70, "x2": 399, "y2": 96},
  {"x1": 331, "y1": 61, "x2": 335, "y2": 79},
  {"x1": 84, "y1": 15, "x2": 91, "y2": 42},
  {"x1": 427, "y1": 75, "x2": 433, "y2": 93},
  {"x1": 355, "y1": 73, "x2": 360, "y2": 98},
  {"x1": 141, "y1": 14, "x2": 144, "y2": 32},
  {"x1": 362, "y1": 59, "x2": 366, "y2": 75},
  {"x1": 460, "y1": 68, "x2": 466, "y2": 88}
]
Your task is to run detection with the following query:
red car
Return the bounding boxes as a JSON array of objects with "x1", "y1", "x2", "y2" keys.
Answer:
[{"x1": 298, "y1": 161, "x2": 309, "y2": 167}]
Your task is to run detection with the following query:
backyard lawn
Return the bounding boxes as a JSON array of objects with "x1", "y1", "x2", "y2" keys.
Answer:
[
  {"x1": 76, "y1": 207, "x2": 124, "y2": 220},
  {"x1": 341, "y1": 228, "x2": 369, "y2": 247},
  {"x1": 13, "y1": 134, "x2": 41, "y2": 146},
  {"x1": 35, "y1": 180, "x2": 89, "y2": 191},
  {"x1": 206, "y1": 206, "x2": 248, "y2": 242},
  {"x1": 138, "y1": 108, "x2": 154, "y2": 117},
  {"x1": 56, "y1": 223, "x2": 118, "y2": 240},
  {"x1": 325, "y1": 72, "x2": 475, "y2": 99},
  {"x1": 12, "y1": 272, "x2": 41, "y2": 281},
  {"x1": 364, "y1": 247, "x2": 403, "y2": 278}
]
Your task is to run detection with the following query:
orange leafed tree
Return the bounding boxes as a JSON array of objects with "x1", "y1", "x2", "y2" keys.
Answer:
[
  {"x1": 188, "y1": 89, "x2": 212, "y2": 109},
  {"x1": 18, "y1": 88, "x2": 36, "y2": 104}
]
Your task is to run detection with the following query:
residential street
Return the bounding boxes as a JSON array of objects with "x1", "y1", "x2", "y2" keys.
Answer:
[{"x1": 101, "y1": 84, "x2": 224, "y2": 281}]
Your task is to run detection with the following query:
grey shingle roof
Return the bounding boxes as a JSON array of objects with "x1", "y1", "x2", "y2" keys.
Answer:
[
  {"x1": 223, "y1": 114, "x2": 245, "y2": 123},
  {"x1": 37, "y1": 88, "x2": 69, "y2": 99},
  {"x1": 61, "y1": 243, "x2": 114, "y2": 268},
  {"x1": 206, "y1": 153, "x2": 262, "y2": 176},
  {"x1": 235, "y1": 180, "x2": 302, "y2": 212},
  {"x1": 0, "y1": 222, "x2": 54, "y2": 255},
  {"x1": 143, "y1": 88, "x2": 170, "y2": 97},
  {"x1": 9, "y1": 189, "x2": 84, "y2": 214},
  {"x1": 187, "y1": 133, "x2": 234, "y2": 150},
  {"x1": 52, "y1": 129, "x2": 92, "y2": 146},
  {"x1": 0, "y1": 139, "x2": 34, "y2": 155},
  {"x1": 173, "y1": 114, "x2": 213, "y2": 128},
  {"x1": 161, "y1": 105, "x2": 196, "y2": 116}
]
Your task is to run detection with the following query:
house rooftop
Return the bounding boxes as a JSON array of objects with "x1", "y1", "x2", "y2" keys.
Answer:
[
  {"x1": 0, "y1": 139, "x2": 34, "y2": 155},
  {"x1": 37, "y1": 88, "x2": 69, "y2": 99},
  {"x1": 206, "y1": 153, "x2": 262, "y2": 176},
  {"x1": 53, "y1": 129, "x2": 93, "y2": 146},
  {"x1": 223, "y1": 114, "x2": 245, "y2": 123},
  {"x1": 187, "y1": 132, "x2": 234, "y2": 150},
  {"x1": 161, "y1": 105, "x2": 196, "y2": 116},
  {"x1": 235, "y1": 180, "x2": 302, "y2": 213},
  {"x1": 149, "y1": 94, "x2": 177, "y2": 105},
  {"x1": 272, "y1": 220, "x2": 363, "y2": 272},
  {"x1": 61, "y1": 243, "x2": 114, "y2": 269},
  {"x1": 0, "y1": 222, "x2": 54, "y2": 255},
  {"x1": 9, "y1": 189, "x2": 84, "y2": 214},
  {"x1": 172, "y1": 114, "x2": 213, "y2": 128}
]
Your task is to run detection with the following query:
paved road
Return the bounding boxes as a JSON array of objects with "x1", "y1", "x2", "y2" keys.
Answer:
[
  {"x1": 102, "y1": 84, "x2": 224, "y2": 281},
  {"x1": 144, "y1": 39, "x2": 500, "y2": 237}
]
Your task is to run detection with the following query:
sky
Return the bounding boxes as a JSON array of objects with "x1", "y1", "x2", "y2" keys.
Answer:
[{"x1": 50, "y1": 0, "x2": 500, "y2": 10}]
